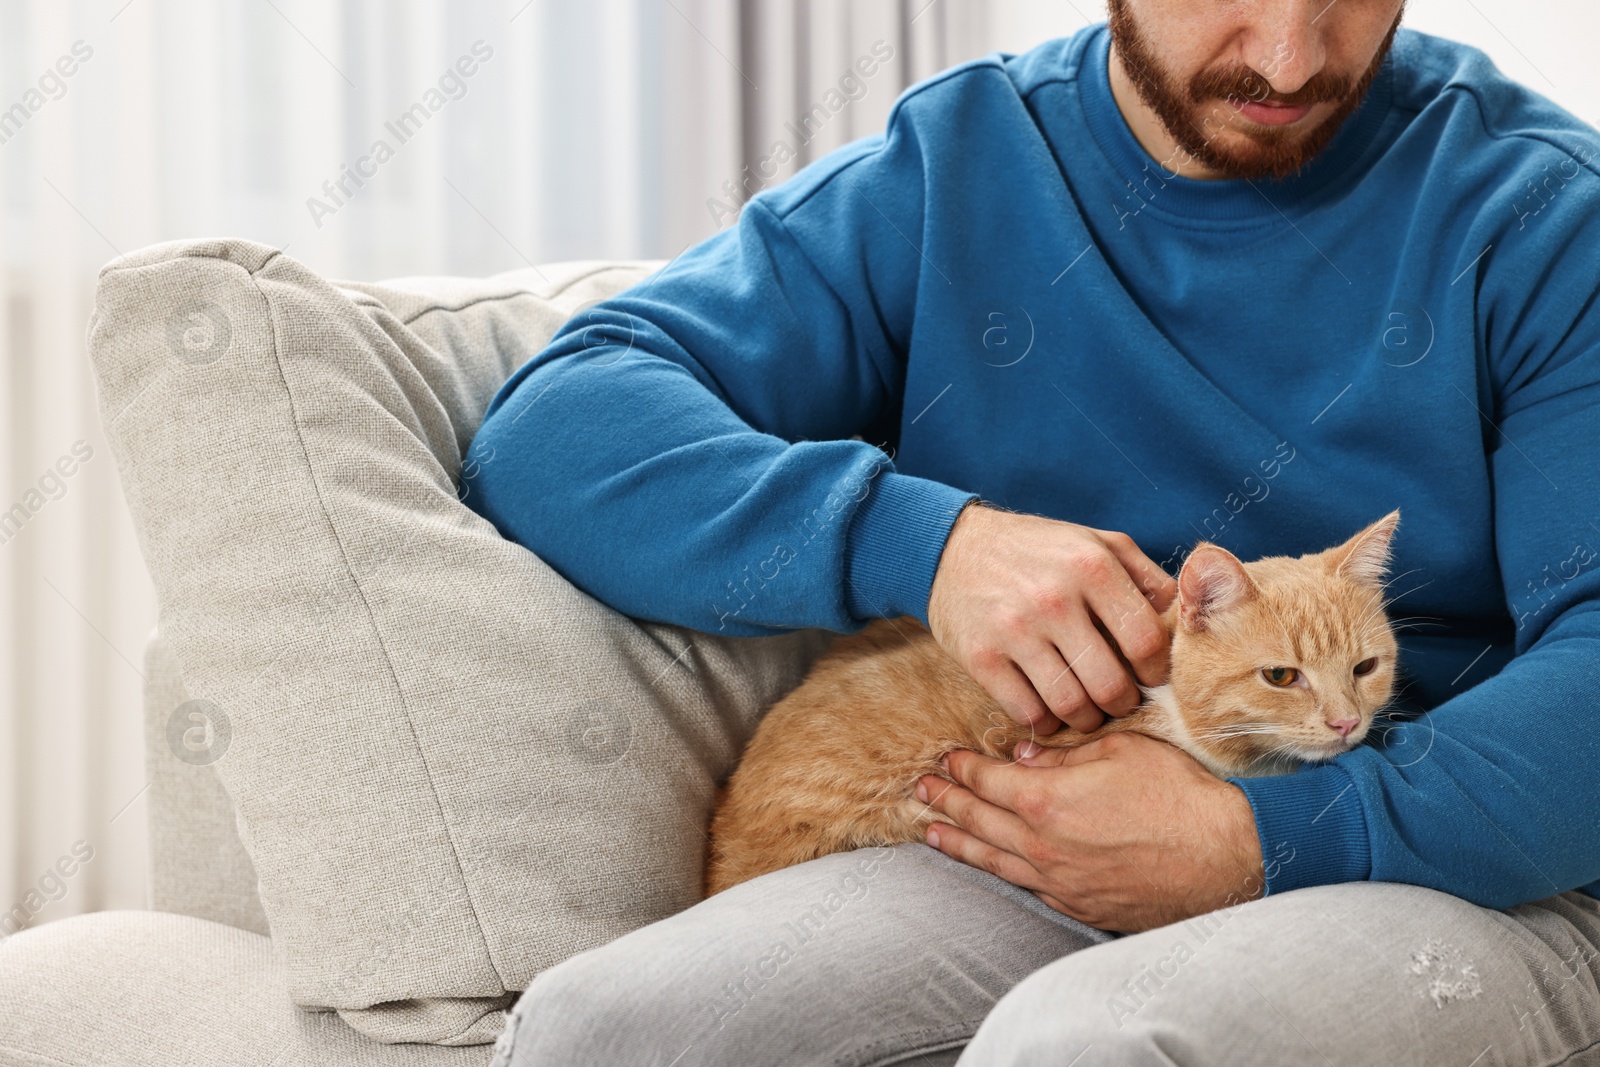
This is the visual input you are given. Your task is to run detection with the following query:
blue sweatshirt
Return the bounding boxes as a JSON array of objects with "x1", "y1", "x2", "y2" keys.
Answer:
[{"x1": 465, "y1": 24, "x2": 1600, "y2": 909}]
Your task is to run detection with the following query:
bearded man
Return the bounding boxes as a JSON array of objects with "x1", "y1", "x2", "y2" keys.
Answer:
[{"x1": 471, "y1": 2, "x2": 1600, "y2": 1063}]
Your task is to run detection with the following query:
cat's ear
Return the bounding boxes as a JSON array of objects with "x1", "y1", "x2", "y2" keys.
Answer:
[
  {"x1": 1178, "y1": 544, "x2": 1256, "y2": 632},
  {"x1": 1328, "y1": 509, "x2": 1401, "y2": 588}
]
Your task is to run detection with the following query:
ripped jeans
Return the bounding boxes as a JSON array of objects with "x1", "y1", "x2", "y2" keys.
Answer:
[{"x1": 492, "y1": 843, "x2": 1600, "y2": 1067}]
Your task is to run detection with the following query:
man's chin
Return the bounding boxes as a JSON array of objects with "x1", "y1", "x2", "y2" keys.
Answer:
[{"x1": 1174, "y1": 120, "x2": 1332, "y2": 181}]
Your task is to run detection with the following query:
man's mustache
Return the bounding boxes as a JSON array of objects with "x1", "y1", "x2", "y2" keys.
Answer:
[{"x1": 1189, "y1": 67, "x2": 1353, "y2": 107}]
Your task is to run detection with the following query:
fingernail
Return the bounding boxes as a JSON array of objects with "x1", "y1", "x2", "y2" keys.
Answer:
[
  {"x1": 916, "y1": 781, "x2": 928, "y2": 802},
  {"x1": 939, "y1": 753, "x2": 951, "y2": 772},
  {"x1": 1016, "y1": 740, "x2": 1040, "y2": 760},
  {"x1": 926, "y1": 827, "x2": 941, "y2": 849}
]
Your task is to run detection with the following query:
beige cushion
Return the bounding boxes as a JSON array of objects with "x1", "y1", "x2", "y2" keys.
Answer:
[
  {"x1": 0, "y1": 912, "x2": 489, "y2": 1066},
  {"x1": 88, "y1": 240, "x2": 833, "y2": 1045},
  {"x1": 145, "y1": 626, "x2": 271, "y2": 936}
]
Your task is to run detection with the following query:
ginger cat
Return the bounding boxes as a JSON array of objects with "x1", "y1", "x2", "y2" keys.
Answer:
[{"x1": 706, "y1": 510, "x2": 1402, "y2": 896}]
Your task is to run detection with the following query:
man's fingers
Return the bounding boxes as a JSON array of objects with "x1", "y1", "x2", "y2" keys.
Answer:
[
  {"x1": 1014, "y1": 730, "x2": 1138, "y2": 768},
  {"x1": 1012, "y1": 741, "x2": 1077, "y2": 767},
  {"x1": 1097, "y1": 529, "x2": 1179, "y2": 612},
  {"x1": 916, "y1": 773, "x2": 1035, "y2": 859},
  {"x1": 1016, "y1": 645, "x2": 1102, "y2": 733},
  {"x1": 1092, "y1": 530, "x2": 1177, "y2": 688},
  {"x1": 1053, "y1": 729, "x2": 1161, "y2": 769},
  {"x1": 1085, "y1": 566, "x2": 1172, "y2": 691},
  {"x1": 1051, "y1": 737, "x2": 1119, "y2": 767},
  {"x1": 1053, "y1": 626, "x2": 1141, "y2": 718},
  {"x1": 982, "y1": 660, "x2": 1065, "y2": 735},
  {"x1": 938, "y1": 750, "x2": 1037, "y2": 814},
  {"x1": 925, "y1": 821, "x2": 1043, "y2": 892}
]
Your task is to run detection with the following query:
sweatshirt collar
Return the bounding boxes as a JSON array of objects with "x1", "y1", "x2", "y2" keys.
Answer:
[{"x1": 1076, "y1": 23, "x2": 1396, "y2": 222}]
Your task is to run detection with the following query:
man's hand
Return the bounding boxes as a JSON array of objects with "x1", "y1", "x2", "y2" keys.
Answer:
[
  {"x1": 927, "y1": 503, "x2": 1177, "y2": 735},
  {"x1": 914, "y1": 733, "x2": 1266, "y2": 932}
]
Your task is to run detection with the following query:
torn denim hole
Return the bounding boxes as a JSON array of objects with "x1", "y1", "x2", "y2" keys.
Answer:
[{"x1": 1407, "y1": 938, "x2": 1483, "y2": 1009}]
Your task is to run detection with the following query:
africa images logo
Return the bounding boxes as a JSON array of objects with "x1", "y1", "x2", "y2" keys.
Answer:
[{"x1": 166, "y1": 699, "x2": 233, "y2": 767}]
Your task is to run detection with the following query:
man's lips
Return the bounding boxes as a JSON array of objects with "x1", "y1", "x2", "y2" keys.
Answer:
[{"x1": 1231, "y1": 99, "x2": 1314, "y2": 126}]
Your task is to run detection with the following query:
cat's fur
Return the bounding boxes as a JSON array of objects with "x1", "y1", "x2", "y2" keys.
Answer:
[{"x1": 706, "y1": 510, "x2": 1401, "y2": 896}]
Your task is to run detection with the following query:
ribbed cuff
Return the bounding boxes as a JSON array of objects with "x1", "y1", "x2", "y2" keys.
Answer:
[
  {"x1": 843, "y1": 472, "x2": 978, "y2": 624},
  {"x1": 1231, "y1": 762, "x2": 1372, "y2": 896}
]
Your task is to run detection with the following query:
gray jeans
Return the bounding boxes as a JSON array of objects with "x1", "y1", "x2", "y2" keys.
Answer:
[{"x1": 492, "y1": 844, "x2": 1600, "y2": 1066}]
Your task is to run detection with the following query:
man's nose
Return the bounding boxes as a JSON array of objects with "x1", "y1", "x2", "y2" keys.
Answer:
[{"x1": 1243, "y1": 0, "x2": 1331, "y2": 94}]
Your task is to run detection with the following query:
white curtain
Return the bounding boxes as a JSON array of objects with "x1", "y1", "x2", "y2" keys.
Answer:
[{"x1": 0, "y1": 0, "x2": 1592, "y2": 929}]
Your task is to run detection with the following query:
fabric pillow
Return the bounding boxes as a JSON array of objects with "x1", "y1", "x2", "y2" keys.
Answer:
[
  {"x1": 143, "y1": 628, "x2": 271, "y2": 936},
  {"x1": 89, "y1": 240, "x2": 833, "y2": 1045}
]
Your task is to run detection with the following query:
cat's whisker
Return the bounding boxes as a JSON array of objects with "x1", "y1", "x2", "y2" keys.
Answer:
[
  {"x1": 1351, "y1": 579, "x2": 1434, "y2": 643},
  {"x1": 1190, "y1": 721, "x2": 1280, "y2": 734},
  {"x1": 1377, "y1": 567, "x2": 1426, "y2": 596},
  {"x1": 1357, "y1": 593, "x2": 1414, "y2": 630},
  {"x1": 1360, "y1": 598, "x2": 1400, "y2": 630},
  {"x1": 1380, "y1": 579, "x2": 1435, "y2": 608},
  {"x1": 1372, "y1": 697, "x2": 1425, "y2": 722},
  {"x1": 1264, "y1": 739, "x2": 1323, "y2": 762},
  {"x1": 1188, "y1": 725, "x2": 1283, "y2": 742}
]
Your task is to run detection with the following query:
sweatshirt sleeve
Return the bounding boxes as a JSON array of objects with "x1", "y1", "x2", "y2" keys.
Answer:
[
  {"x1": 461, "y1": 126, "x2": 978, "y2": 637},
  {"x1": 1234, "y1": 145, "x2": 1600, "y2": 909}
]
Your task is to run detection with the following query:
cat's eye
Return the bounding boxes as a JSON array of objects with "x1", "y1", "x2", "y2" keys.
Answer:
[
  {"x1": 1353, "y1": 657, "x2": 1378, "y2": 676},
  {"x1": 1261, "y1": 667, "x2": 1299, "y2": 687}
]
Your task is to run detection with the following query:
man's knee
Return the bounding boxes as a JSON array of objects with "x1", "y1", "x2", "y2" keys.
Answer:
[
  {"x1": 495, "y1": 944, "x2": 657, "y2": 1066},
  {"x1": 962, "y1": 883, "x2": 1527, "y2": 1067},
  {"x1": 962, "y1": 920, "x2": 1322, "y2": 1067},
  {"x1": 959, "y1": 943, "x2": 1182, "y2": 1067}
]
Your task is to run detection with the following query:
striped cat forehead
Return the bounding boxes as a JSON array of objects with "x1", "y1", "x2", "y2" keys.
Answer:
[{"x1": 1227, "y1": 563, "x2": 1398, "y2": 661}]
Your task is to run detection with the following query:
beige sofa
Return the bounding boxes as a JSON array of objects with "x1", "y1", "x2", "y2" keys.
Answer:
[{"x1": 0, "y1": 241, "x2": 833, "y2": 1066}]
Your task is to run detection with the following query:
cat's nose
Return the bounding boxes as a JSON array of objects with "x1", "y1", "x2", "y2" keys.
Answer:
[{"x1": 1328, "y1": 717, "x2": 1360, "y2": 738}]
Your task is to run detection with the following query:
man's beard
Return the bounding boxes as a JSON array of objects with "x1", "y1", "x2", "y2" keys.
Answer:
[{"x1": 1106, "y1": 0, "x2": 1403, "y2": 180}]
